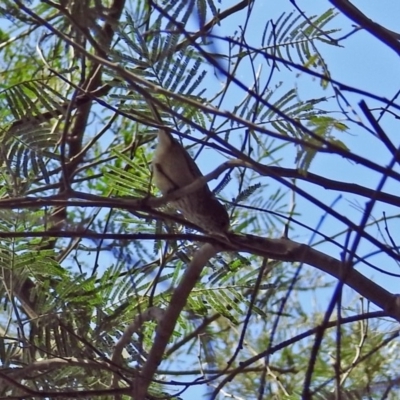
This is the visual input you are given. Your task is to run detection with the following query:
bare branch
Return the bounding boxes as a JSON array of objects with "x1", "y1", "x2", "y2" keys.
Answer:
[
  {"x1": 134, "y1": 243, "x2": 222, "y2": 399},
  {"x1": 111, "y1": 306, "x2": 165, "y2": 388}
]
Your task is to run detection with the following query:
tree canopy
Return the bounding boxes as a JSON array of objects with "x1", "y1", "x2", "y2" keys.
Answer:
[{"x1": 1, "y1": 1, "x2": 400, "y2": 399}]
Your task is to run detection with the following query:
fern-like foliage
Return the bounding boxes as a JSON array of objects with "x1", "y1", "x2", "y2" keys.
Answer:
[
  {"x1": 110, "y1": 18, "x2": 210, "y2": 132},
  {"x1": 265, "y1": 9, "x2": 340, "y2": 73},
  {"x1": 0, "y1": 81, "x2": 63, "y2": 191}
]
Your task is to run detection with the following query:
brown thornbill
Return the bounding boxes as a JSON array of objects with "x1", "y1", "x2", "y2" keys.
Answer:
[{"x1": 150, "y1": 104, "x2": 230, "y2": 234}]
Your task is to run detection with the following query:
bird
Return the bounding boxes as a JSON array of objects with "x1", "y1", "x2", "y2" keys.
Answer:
[{"x1": 147, "y1": 98, "x2": 230, "y2": 234}]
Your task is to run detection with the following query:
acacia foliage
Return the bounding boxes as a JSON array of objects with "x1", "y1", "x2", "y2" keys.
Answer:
[{"x1": 0, "y1": 0, "x2": 400, "y2": 399}]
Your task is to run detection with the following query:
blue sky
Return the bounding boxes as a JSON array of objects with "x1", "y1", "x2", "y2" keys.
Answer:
[{"x1": 182, "y1": 1, "x2": 400, "y2": 398}]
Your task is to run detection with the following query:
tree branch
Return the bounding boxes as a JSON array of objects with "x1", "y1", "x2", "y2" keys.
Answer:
[
  {"x1": 331, "y1": 0, "x2": 400, "y2": 55},
  {"x1": 133, "y1": 243, "x2": 223, "y2": 399},
  {"x1": 111, "y1": 306, "x2": 164, "y2": 388},
  {"x1": 227, "y1": 233, "x2": 400, "y2": 322}
]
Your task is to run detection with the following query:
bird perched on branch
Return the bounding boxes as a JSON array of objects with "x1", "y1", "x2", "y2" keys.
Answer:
[{"x1": 147, "y1": 98, "x2": 230, "y2": 234}]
